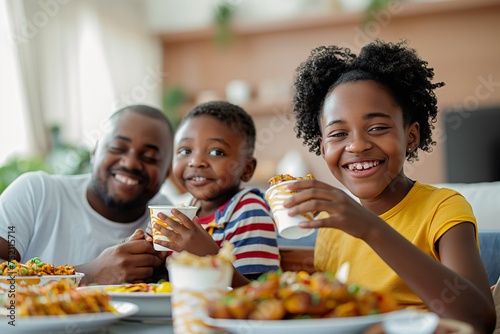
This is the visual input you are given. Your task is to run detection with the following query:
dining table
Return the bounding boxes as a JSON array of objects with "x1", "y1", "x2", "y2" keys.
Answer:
[{"x1": 105, "y1": 319, "x2": 174, "y2": 333}]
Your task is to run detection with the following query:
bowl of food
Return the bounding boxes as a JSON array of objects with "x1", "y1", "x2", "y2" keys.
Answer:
[
  {"x1": 79, "y1": 282, "x2": 173, "y2": 320},
  {"x1": 0, "y1": 258, "x2": 84, "y2": 290},
  {"x1": 0, "y1": 279, "x2": 138, "y2": 333},
  {"x1": 205, "y1": 270, "x2": 402, "y2": 334}
]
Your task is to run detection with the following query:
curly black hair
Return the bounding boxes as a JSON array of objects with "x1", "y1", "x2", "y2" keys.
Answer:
[
  {"x1": 181, "y1": 100, "x2": 256, "y2": 156},
  {"x1": 292, "y1": 39, "x2": 444, "y2": 161}
]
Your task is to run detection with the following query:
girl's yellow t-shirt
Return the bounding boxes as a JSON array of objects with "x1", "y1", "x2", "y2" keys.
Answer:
[{"x1": 314, "y1": 181, "x2": 477, "y2": 308}]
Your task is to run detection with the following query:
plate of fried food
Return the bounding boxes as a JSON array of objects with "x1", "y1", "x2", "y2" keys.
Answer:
[
  {"x1": 0, "y1": 279, "x2": 138, "y2": 334},
  {"x1": 0, "y1": 257, "x2": 84, "y2": 290},
  {"x1": 204, "y1": 270, "x2": 404, "y2": 334},
  {"x1": 78, "y1": 282, "x2": 173, "y2": 320}
]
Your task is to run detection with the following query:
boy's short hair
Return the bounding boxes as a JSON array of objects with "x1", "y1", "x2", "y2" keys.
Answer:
[{"x1": 181, "y1": 100, "x2": 256, "y2": 156}]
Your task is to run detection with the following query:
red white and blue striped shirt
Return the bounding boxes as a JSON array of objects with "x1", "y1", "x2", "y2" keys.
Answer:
[{"x1": 195, "y1": 188, "x2": 280, "y2": 276}]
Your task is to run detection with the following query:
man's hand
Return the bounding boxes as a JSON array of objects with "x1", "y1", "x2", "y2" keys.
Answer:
[{"x1": 77, "y1": 229, "x2": 166, "y2": 285}]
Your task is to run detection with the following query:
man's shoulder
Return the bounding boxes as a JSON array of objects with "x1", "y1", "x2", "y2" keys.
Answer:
[
  {"x1": 16, "y1": 171, "x2": 89, "y2": 182},
  {"x1": 9, "y1": 172, "x2": 90, "y2": 195},
  {"x1": 29, "y1": 172, "x2": 90, "y2": 187},
  {"x1": 148, "y1": 191, "x2": 172, "y2": 205}
]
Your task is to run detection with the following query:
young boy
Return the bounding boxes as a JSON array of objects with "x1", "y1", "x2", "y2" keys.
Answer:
[{"x1": 153, "y1": 100, "x2": 280, "y2": 287}]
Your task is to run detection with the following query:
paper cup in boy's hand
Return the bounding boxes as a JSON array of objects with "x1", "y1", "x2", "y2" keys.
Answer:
[
  {"x1": 265, "y1": 174, "x2": 316, "y2": 239},
  {"x1": 167, "y1": 244, "x2": 234, "y2": 334},
  {"x1": 149, "y1": 205, "x2": 198, "y2": 251}
]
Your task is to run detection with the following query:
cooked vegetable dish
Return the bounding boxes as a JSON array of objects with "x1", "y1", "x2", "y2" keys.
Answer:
[
  {"x1": 208, "y1": 270, "x2": 400, "y2": 320},
  {"x1": 0, "y1": 257, "x2": 75, "y2": 276}
]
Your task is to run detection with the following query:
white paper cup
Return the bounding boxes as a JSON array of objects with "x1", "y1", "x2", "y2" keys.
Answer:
[
  {"x1": 149, "y1": 205, "x2": 198, "y2": 251},
  {"x1": 265, "y1": 181, "x2": 315, "y2": 239},
  {"x1": 168, "y1": 263, "x2": 232, "y2": 334}
]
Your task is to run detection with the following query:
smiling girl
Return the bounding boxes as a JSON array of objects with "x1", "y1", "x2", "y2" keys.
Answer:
[{"x1": 285, "y1": 40, "x2": 495, "y2": 333}]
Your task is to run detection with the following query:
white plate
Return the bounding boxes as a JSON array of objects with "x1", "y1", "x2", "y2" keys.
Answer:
[
  {"x1": 0, "y1": 272, "x2": 85, "y2": 290},
  {"x1": 203, "y1": 311, "x2": 400, "y2": 334},
  {"x1": 78, "y1": 284, "x2": 171, "y2": 320},
  {"x1": 0, "y1": 301, "x2": 138, "y2": 334}
]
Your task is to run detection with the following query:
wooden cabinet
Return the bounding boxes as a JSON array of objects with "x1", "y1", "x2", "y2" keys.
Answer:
[{"x1": 160, "y1": 0, "x2": 500, "y2": 186}]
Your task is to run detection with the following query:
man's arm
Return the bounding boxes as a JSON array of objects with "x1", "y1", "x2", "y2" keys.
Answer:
[{"x1": 0, "y1": 237, "x2": 20, "y2": 263}]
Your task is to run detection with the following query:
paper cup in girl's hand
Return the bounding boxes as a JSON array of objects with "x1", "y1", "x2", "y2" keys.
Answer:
[
  {"x1": 265, "y1": 179, "x2": 315, "y2": 239},
  {"x1": 167, "y1": 244, "x2": 234, "y2": 334},
  {"x1": 149, "y1": 205, "x2": 198, "y2": 251}
]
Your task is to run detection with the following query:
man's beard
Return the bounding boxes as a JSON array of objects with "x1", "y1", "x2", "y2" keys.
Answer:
[{"x1": 91, "y1": 177, "x2": 146, "y2": 210}]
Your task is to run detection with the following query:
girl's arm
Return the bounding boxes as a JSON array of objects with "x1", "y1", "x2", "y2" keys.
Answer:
[
  {"x1": 365, "y1": 221, "x2": 495, "y2": 334},
  {"x1": 284, "y1": 180, "x2": 496, "y2": 334}
]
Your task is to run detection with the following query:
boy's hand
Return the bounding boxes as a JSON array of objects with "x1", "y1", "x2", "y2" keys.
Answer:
[{"x1": 153, "y1": 209, "x2": 220, "y2": 256}]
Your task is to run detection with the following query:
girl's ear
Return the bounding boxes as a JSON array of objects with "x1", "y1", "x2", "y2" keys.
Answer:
[
  {"x1": 241, "y1": 157, "x2": 257, "y2": 182},
  {"x1": 406, "y1": 121, "x2": 420, "y2": 152},
  {"x1": 319, "y1": 137, "x2": 326, "y2": 159}
]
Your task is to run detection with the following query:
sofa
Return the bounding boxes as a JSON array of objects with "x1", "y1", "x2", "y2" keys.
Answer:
[{"x1": 278, "y1": 181, "x2": 500, "y2": 286}]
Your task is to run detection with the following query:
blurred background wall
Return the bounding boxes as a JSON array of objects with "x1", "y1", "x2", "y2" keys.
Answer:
[{"x1": 1, "y1": 0, "x2": 500, "y2": 193}]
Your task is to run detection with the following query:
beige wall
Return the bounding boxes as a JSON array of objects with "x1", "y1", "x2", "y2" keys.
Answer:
[{"x1": 161, "y1": 0, "x2": 500, "y2": 188}]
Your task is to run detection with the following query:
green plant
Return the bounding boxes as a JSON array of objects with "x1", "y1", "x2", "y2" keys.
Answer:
[
  {"x1": 363, "y1": 0, "x2": 394, "y2": 24},
  {"x1": 0, "y1": 125, "x2": 91, "y2": 194},
  {"x1": 163, "y1": 85, "x2": 188, "y2": 131},
  {"x1": 0, "y1": 156, "x2": 52, "y2": 194},
  {"x1": 213, "y1": 2, "x2": 235, "y2": 48}
]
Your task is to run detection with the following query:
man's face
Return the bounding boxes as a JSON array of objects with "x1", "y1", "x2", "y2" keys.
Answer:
[{"x1": 89, "y1": 111, "x2": 172, "y2": 211}]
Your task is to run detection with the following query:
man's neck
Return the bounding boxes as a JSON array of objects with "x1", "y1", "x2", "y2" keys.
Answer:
[{"x1": 85, "y1": 188, "x2": 146, "y2": 223}]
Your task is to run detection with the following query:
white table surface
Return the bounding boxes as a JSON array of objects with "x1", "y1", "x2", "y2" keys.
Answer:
[{"x1": 105, "y1": 319, "x2": 174, "y2": 333}]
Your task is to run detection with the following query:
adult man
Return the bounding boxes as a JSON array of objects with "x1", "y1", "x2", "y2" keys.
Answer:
[{"x1": 0, "y1": 105, "x2": 173, "y2": 284}]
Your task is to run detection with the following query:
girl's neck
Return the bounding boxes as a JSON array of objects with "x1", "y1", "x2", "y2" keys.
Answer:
[{"x1": 360, "y1": 175, "x2": 415, "y2": 215}]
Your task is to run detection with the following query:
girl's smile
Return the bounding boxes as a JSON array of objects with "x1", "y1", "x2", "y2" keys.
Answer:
[{"x1": 320, "y1": 80, "x2": 419, "y2": 211}]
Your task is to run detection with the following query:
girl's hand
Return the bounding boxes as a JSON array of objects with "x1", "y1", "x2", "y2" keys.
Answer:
[
  {"x1": 152, "y1": 209, "x2": 220, "y2": 256},
  {"x1": 283, "y1": 179, "x2": 384, "y2": 240}
]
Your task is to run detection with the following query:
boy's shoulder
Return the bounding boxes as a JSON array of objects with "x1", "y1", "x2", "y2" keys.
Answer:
[
  {"x1": 217, "y1": 188, "x2": 269, "y2": 219},
  {"x1": 230, "y1": 187, "x2": 266, "y2": 204}
]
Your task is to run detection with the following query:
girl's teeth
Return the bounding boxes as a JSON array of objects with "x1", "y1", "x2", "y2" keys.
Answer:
[{"x1": 348, "y1": 161, "x2": 379, "y2": 171}]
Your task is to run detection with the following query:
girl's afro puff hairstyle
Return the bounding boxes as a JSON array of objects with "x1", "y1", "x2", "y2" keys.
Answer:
[{"x1": 292, "y1": 39, "x2": 444, "y2": 161}]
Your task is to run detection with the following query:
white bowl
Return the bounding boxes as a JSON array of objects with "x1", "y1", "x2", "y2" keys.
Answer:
[
  {"x1": 0, "y1": 272, "x2": 85, "y2": 291},
  {"x1": 382, "y1": 309, "x2": 440, "y2": 334}
]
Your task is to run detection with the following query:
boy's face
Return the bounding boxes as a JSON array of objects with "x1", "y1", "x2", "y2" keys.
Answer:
[
  {"x1": 320, "y1": 80, "x2": 419, "y2": 200},
  {"x1": 89, "y1": 111, "x2": 172, "y2": 211},
  {"x1": 173, "y1": 115, "x2": 256, "y2": 205}
]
